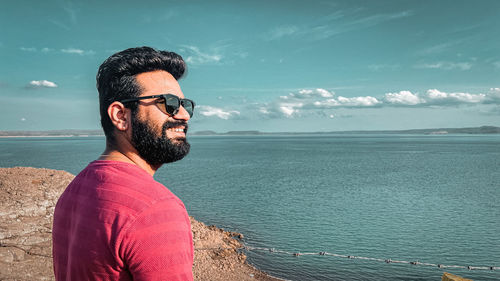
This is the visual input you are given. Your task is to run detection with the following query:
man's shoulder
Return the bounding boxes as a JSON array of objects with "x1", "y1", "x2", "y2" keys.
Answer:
[{"x1": 63, "y1": 160, "x2": 184, "y2": 214}]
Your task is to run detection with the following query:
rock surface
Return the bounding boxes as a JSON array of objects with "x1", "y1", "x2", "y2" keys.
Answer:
[
  {"x1": 442, "y1": 272, "x2": 473, "y2": 281},
  {"x1": 0, "y1": 167, "x2": 281, "y2": 281}
]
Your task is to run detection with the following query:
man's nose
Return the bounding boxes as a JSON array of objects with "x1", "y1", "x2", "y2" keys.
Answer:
[{"x1": 173, "y1": 105, "x2": 191, "y2": 121}]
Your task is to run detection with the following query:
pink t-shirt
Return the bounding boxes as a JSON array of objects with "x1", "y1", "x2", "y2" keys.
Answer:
[{"x1": 52, "y1": 160, "x2": 193, "y2": 281}]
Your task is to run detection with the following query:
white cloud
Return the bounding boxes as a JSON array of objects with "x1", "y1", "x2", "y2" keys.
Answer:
[
  {"x1": 280, "y1": 106, "x2": 296, "y2": 117},
  {"x1": 235, "y1": 87, "x2": 500, "y2": 120},
  {"x1": 449, "y1": 93, "x2": 486, "y2": 103},
  {"x1": 298, "y1": 88, "x2": 334, "y2": 98},
  {"x1": 28, "y1": 80, "x2": 58, "y2": 88},
  {"x1": 315, "y1": 99, "x2": 339, "y2": 107},
  {"x1": 425, "y1": 89, "x2": 486, "y2": 104},
  {"x1": 259, "y1": 88, "x2": 379, "y2": 119},
  {"x1": 20, "y1": 47, "x2": 37, "y2": 52},
  {"x1": 259, "y1": 107, "x2": 270, "y2": 114},
  {"x1": 21, "y1": 118, "x2": 26, "y2": 121},
  {"x1": 268, "y1": 25, "x2": 299, "y2": 40},
  {"x1": 312, "y1": 96, "x2": 381, "y2": 108},
  {"x1": 182, "y1": 45, "x2": 222, "y2": 65},
  {"x1": 267, "y1": 10, "x2": 412, "y2": 41},
  {"x1": 315, "y1": 88, "x2": 334, "y2": 98},
  {"x1": 426, "y1": 89, "x2": 447, "y2": 99},
  {"x1": 61, "y1": 48, "x2": 95, "y2": 55},
  {"x1": 383, "y1": 89, "x2": 493, "y2": 106},
  {"x1": 20, "y1": 47, "x2": 55, "y2": 53},
  {"x1": 198, "y1": 105, "x2": 240, "y2": 120},
  {"x1": 62, "y1": 48, "x2": 84, "y2": 54},
  {"x1": 337, "y1": 96, "x2": 381, "y2": 107},
  {"x1": 368, "y1": 64, "x2": 399, "y2": 71},
  {"x1": 417, "y1": 40, "x2": 463, "y2": 56},
  {"x1": 279, "y1": 102, "x2": 304, "y2": 117},
  {"x1": 384, "y1": 91, "x2": 424, "y2": 105},
  {"x1": 415, "y1": 61, "x2": 472, "y2": 70},
  {"x1": 487, "y1": 88, "x2": 500, "y2": 103}
]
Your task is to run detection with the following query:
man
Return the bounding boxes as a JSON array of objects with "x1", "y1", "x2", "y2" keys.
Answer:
[{"x1": 52, "y1": 47, "x2": 195, "y2": 281}]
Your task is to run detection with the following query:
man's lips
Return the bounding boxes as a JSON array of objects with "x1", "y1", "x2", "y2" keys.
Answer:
[
  {"x1": 165, "y1": 126, "x2": 188, "y2": 137},
  {"x1": 166, "y1": 126, "x2": 185, "y2": 133},
  {"x1": 162, "y1": 121, "x2": 188, "y2": 136}
]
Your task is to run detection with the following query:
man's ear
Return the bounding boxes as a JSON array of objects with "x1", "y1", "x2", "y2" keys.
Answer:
[{"x1": 107, "y1": 101, "x2": 130, "y2": 132}]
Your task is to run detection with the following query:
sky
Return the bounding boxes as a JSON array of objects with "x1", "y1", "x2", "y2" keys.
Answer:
[{"x1": 1, "y1": 0, "x2": 499, "y2": 132}]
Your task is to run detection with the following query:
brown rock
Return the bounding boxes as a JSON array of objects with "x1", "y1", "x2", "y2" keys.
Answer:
[{"x1": 442, "y1": 272, "x2": 473, "y2": 281}]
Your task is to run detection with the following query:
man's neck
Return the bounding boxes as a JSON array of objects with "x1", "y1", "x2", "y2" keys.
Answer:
[{"x1": 99, "y1": 141, "x2": 160, "y2": 176}]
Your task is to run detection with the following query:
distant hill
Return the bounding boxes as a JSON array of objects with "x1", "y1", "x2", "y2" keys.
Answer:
[
  {"x1": 1, "y1": 126, "x2": 499, "y2": 137},
  {"x1": 0, "y1": 130, "x2": 103, "y2": 137},
  {"x1": 191, "y1": 126, "x2": 500, "y2": 136},
  {"x1": 329, "y1": 126, "x2": 500, "y2": 135},
  {"x1": 189, "y1": 130, "x2": 217, "y2": 136}
]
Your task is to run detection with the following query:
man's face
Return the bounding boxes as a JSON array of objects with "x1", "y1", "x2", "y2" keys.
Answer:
[{"x1": 130, "y1": 70, "x2": 191, "y2": 166}]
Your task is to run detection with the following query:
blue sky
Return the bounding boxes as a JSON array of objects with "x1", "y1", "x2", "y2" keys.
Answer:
[{"x1": 1, "y1": 0, "x2": 499, "y2": 132}]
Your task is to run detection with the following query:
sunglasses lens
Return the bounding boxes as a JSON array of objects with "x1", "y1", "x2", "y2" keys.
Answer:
[
  {"x1": 164, "y1": 95, "x2": 180, "y2": 115},
  {"x1": 182, "y1": 100, "x2": 194, "y2": 117},
  {"x1": 158, "y1": 95, "x2": 195, "y2": 117}
]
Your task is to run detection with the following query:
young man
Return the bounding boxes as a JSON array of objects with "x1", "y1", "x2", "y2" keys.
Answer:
[{"x1": 52, "y1": 47, "x2": 195, "y2": 280}]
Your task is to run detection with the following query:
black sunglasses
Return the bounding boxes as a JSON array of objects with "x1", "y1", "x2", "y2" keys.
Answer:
[{"x1": 120, "y1": 94, "x2": 195, "y2": 117}]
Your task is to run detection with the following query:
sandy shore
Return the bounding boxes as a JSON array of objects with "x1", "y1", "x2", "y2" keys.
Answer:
[{"x1": 0, "y1": 167, "x2": 283, "y2": 281}]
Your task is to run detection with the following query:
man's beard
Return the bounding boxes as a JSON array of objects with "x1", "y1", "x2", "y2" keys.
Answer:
[{"x1": 131, "y1": 115, "x2": 190, "y2": 166}]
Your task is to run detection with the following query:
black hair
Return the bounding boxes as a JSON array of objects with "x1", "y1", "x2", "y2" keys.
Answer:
[{"x1": 96, "y1": 46, "x2": 186, "y2": 143}]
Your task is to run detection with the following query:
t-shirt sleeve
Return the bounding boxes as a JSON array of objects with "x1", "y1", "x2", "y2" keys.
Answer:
[{"x1": 119, "y1": 199, "x2": 194, "y2": 281}]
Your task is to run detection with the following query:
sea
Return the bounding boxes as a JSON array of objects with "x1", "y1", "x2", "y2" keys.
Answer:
[{"x1": 1, "y1": 134, "x2": 499, "y2": 281}]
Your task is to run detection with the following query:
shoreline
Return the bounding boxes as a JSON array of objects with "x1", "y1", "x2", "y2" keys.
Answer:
[
  {"x1": 2, "y1": 133, "x2": 500, "y2": 139},
  {"x1": 0, "y1": 166, "x2": 283, "y2": 281},
  {"x1": 1, "y1": 125, "x2": 499, "y2": 138}
]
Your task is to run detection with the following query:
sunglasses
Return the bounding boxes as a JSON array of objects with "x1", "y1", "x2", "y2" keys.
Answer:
[{"x1": 120, "y1": 94, "x2": 195, "y2": 117}]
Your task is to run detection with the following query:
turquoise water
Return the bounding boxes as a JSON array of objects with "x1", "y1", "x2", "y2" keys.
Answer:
[{"x1": 1, "y1": 135, "x2": 499, "y2": 280}]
